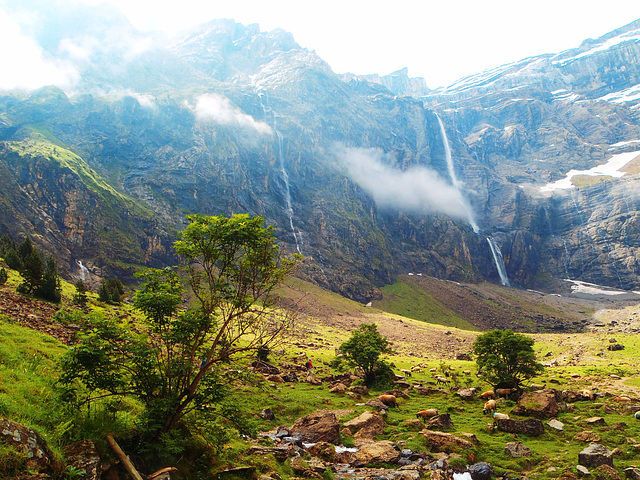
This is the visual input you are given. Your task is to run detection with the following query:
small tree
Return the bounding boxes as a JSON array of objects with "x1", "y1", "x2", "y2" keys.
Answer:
[
  {"x1": 61, "y1": 214, "x2": 301, "y2": 435},
  {"x1": 339, "y1": 323, "x2": 394, "y2": 386},
  {"x1": 0, "y1": 267, "x2": 7, "y2": 286},
  {"x1": 472, "y1": 329, "x2": 544, "y2": 388},
  {"x1": 16, "y1": 237, "x2": 43, "y2": 294},
  {"x1": 73, "y1": 280, "x2": 89, "y2": 308},
  {"x1": 36, "y1": 256, "x2": 62, "y2": 303},
  {"x1": 98, "y1": 277, "x2": 124, "y2": 304}
]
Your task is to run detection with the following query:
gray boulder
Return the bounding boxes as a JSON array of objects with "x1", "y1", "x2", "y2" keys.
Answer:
[{"x1": 578, "y1": 443, "x2": 614, "y2": 468}]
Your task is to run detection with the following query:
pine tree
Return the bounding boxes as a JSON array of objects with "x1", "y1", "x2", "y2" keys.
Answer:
[
  {"x1": 17, "y1": 238, "x2": 43, "y2": 295},
  {"x1": 36, "y1": 256, "x2": 62, "y2": 303}
]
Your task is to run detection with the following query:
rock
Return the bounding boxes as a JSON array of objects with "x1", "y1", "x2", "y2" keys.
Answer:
[
  {"x1": 496, "y1": 418, "x2": 545, "y2": 436},
  {"x1": 505, "y1": 441, "x2": 532, "y2": 458},
  {"x1": 365, "y1": 398, "x2": 389, "y2": 411},
  {"x1": 349, "y1": 385, "x2": 369, "y2": 395},
  {"x1": 267, "y1": 374, "x2": 284, "y2": 383},
  {"x1": 404, "y1": 418, "x2": 424, "y2": 431},
  {"x1": 252, "y1": 361, "x2": 280, "y2": 374},
  {"x1": 281, "y1": 372, "x2": 298, "y2": 382},
  {"x1": 584, "y1": 417, "x2": 606, "y2": 425},
  {"x1": 0, "y1": 418, "x2": 56, "y2": 473},
  {"x1": 577, "y1": 465, "x2": 591, "y2": 477},
  {"x1": 574, "y1": 432, "x2": 601, "y2": 443},
  {"x1": 468, "y1": 462, "x2": 493, "y2": 480},
  {"x1": 329, "y1": 383, "x2": 346, "y2": 394},
  {"x1": 511, "y1": 390, "x2": 559, "y2": 418},
  {"x1": 558, "y1": 470, "x2": 580, "y2": 480},
  {"x1": 624, "y1": 467, "x2": 640, "y2": 480},
  {"x1": 456, "y1": 353, "x2": 472, "y2": 361},
  {"x1": 290, "y1": 456, "x2": 324, "y2": 478},
  {"x1": 595, "y1": 464, "x2": 621, "y2": 480},
  {"x1": 421, "y1": 430, "x2": 477, "y2": 453},
  {"x1": 427, "y1": 414, "x2": 454, "y2": 431},
  {"x1": 260, "y1": 408, "x2": 275, "y2": 421},
  {"x1": 64, "y1": 440, "x2": 100, "y2": 480},
  {"x1": 290, "y1": 411, "x2": 340, "y2": 445},
  {"x1": 246, "y1": 445, "x2": 295, "y2": 462},
  {"x1": 350, "y1": 440, "x2": 400, "y2": 467},
  {"x1": 456, "y1": 388, "x2": 476, "y2": 400},
  {"x1": 342, "y1": 411, "x2": 385, "y2": 439},
  {"x1": 578, "y1": 444, "x2": 614, "y2": 468},
  {"x1": 306, "y1": 375, "x2": 322, "y2": 385},
  {"x1": 548, "y1": 419, "x2": 565, "y2": 431},
  {"x1": 305, "y1": 441, "x2": 336, "y2": 462}
]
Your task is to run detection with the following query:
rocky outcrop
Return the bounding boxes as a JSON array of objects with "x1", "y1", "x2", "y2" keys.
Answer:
[
  {"x1": 290, "y1": 411, "x2": 340, "y2": 445},
  {"x1": 342, "y1": 411, "x2": 385, "y2": 439}
]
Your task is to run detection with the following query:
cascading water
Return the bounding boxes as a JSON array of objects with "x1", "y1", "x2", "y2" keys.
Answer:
[
  {"x1": 77, "y1": 260, "x2": 89, "y2": 282},
  {"x1": 486, "y1": 237, "x2": 511, "y2": 287},
  {"x1": 437, "y1": 113, "x2": 511, "y2": 286},
  {"x1": 436, "y1": 114, "x2": 479, "y2": 233},
  {"x1": 258, "y1": 92, "x2": 302, "y2": 254}
]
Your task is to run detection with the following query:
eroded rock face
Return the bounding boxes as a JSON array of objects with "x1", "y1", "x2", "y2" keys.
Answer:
[{"x1": 290, "y1": 411, "x2": 340, "y2": 445}]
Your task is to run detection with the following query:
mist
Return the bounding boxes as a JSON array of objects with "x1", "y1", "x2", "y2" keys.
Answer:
[
  {"x1": 194, "y1": 94, "x2": 273, "y2": 135},
  {"x1": 334, "y1": 144, "x2": 476, "y2": 221}
]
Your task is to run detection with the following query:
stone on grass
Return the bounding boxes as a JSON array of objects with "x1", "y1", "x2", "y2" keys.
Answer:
[
  {"x1": 548, "y1": 419, "x2": 565, "y2": 431},
  {"x1": 584, "y1": 417, "x2": 606, "y2": 425},
  {"x1": 420, "y1": 430, "x2": 476, "y2": 453},
  {"x1": 578, "y1": 443, "x2": 614, "y2": 468},
  {"x1": 574, "y1": 431, "x2": 601, "y2": 443},
  {"x1": 576, "y1": 465, "x2": 590, "y2": 477},
  {"x1": 511, "y1": 390, "x2": 559, "y2": 418},
  {"x1": 468, "y1": 462, "x2": 492, "y2": 480},
  {"x1": 342, "y1": 411, "x2": 384, "y2": 439},
  {"x1": 505, "y1": 441, "x2": 532, "y2": 458},
  {"x1": 495, "y1": 418, "x2": 545, "y2": 436},
  {"x1": 595, "y1": 464, "x2": 621, "y2": 480},
  {"x1": 427, "y1": 413, "x2": 454, "y2": 431},
  {"x1": 624, "y1": 467, "x2": 640, "y2": 480},
  {"x1": 330, "y1": 383, "x2": 346, "y2": 394}
]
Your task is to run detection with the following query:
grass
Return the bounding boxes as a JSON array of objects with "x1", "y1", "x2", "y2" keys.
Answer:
[{"x1": 375, "y1": 280, "x2": 478, "y2": 330}]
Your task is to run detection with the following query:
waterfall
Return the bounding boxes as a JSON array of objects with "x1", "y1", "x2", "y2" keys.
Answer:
[
  {"x1": 435, "y1": 113, "x2": 479, "y2": 233},
  {"x1": 561, "y1": 238, "x2": 572, "y2": 279},
  {"x1": 486, "y1": 237, "x2": 510, "y2": 287},
  {"x1": 259, "y1": 92, "x2": 302, "y2": 254},
  {"x1": 77, "y1": 260, "x2": 89, "y2": 282}
]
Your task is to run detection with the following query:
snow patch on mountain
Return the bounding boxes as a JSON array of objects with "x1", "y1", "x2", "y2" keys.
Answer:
[
  {"x1": 597, "y1": 83, "x2": 640, "y2": 104},
  {"x1": 553, "y1": 29, "x2": 640, "y2": 66}
]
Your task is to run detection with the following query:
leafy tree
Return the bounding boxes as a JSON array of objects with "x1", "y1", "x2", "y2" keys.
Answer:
[
  {"x1": 339, "y1": 323, "x2": 394, "y2": 386},
  {"x1": 472, "y1": 329, "x2": 544, "y2": 388},
  {"x1": 61, "y1": 214, "x2": 300, "y2": 435},
  {"x1": 98, "y1": 277, "x2": 124, "y2": 304},
  {"x1": 36, "y1": 256, "x2": 62, "y2": 303}
]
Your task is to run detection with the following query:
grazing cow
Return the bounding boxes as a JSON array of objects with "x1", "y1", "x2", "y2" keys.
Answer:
[
  {"x1": 416, "y1": 408, "x2": 439, "y2": 421},
  {"x1": 483, "y1": 399, "x2": 497, "y2": 414},
  {"x1": 378, "y1": 394, "x2": 398, "y2": 408}
]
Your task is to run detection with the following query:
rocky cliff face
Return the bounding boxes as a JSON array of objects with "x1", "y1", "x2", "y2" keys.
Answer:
[{"x1": 1, "y1": 5, "x2": 639, "y2": 298}]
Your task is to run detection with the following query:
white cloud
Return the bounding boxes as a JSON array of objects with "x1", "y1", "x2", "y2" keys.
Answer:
[
  {"x1": 0, "y1": 8, "x2": 79, "y2": 90},
  {"x1": 334, "y1": 144, "x2": 475, "y2": 221},
  {"x1": 194, "y1": 93, "x2": 272, "y2": 134}
]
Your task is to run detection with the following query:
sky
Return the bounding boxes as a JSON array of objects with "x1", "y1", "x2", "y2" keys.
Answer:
[
  {"x1": 1, "y1": 0, "x2": 640, "y2": 89},
  {"x1": 81, "y1": 0, "x2": 640, "y2": 88}
]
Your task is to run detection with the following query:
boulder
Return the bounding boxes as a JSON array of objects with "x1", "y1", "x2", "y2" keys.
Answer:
[
  {"x1": 290, "y1": 411, "x2": 340, "y2": 445},
  {"x1": 349, "y1": 385, "x2": 369, "y2": 395},
  {"x1": 595, "y1": 464, "x2": 622, "y2": 480},
  {"x1": 350, "y1": 440, "x2": 399, "y2": 467},
  {"x1": 505, "y1": 441, "x2": 532, "y2": 458},
  {"x1": 281, "y1": 372, "x2": 298, "y2": 383},
  {"x1": 267, "y1": 374, "x2": 284, "y2": 383},
  {"x1": 329, "y1": 383, "x2": 346, "y2": 394},
  {"x1": 456, "y1": 388, "x2": 476, "y2": 400},
  {"x1": 260, "y1": 408, "x2": 275, "y2": 421},
  {"x1": 366, "y1": 398, "x2": 389, "y2": 411},
  {"x1": 403, "y1": 418, "x2": 424, "y2": 431},
  {"x1": 577, "y1": 465, "x2": 590, "y2": 477},
  {"x1": 574, "y1": 431, "x2": 601, "y2": 443},
  {"x1": 291, "y1": 456, "x2": 325, "y2": 478},
  {"x1": 496, "y1": 418, "x2": 545, "y2": 436},
  {"x1": 624, "y1": 467, "x2": 640, "y2": 480},
  {"x1": 246, "y1": 445, "x2": 295, "y2": 462},
  {"x1": 252, "y1": 361, "x2": 280, "y2": 374},
  {"x1": 64, "y1": 440, "x2": 100, "y2": 480},
  {"x1": 511, "y1": 390, "x2": 559, "y2": 418},
  {"x1": 421, "y1": 430, "x2": 477, "y2": 453},
  {"x1": 342, "y1": 411, "x2": 385, "y2": 439},
  {"x1": 584, "y1": 417, "x2": 606, "y2": 425},
  {"x1": 468, "y1": 462, "x2": 492, "y2": 480},
  {"x1": 578, "y1": 444, "x2": 614, "y2": 468},
  {"x1": 548, "y1": 419, "x2": 565, "y2": 431},
  {"x1": 0, "y1": 418, "x2": 56, "y2": 473},
  {"x1": 427, "y1": 414, "x2": 454, "y2": 431},
  {"x1": 306, "y1": 441, "x2": 336, "y2": 462}
]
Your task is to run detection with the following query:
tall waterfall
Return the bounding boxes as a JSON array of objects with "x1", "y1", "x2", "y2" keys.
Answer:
[
  {"x1": 437, "y1": 113, "x2": 511, "y2": 286},
  {"x1": 486, "y1": 237, "x2": 510, "y2": 287},
  {"x1": 436, "y1": 114, "x2": 479, "y2": 233},
  {"x1": 77, "y1": 260, "x2": 89, "y2": 282},
  {"x1": 259, "y1": 92, "x2": 302, "y2": 254}
]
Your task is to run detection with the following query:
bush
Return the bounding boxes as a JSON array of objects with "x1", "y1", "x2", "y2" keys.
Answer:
[{"x1": 472, "y1": 329, "x2": 544, "y2": 388}]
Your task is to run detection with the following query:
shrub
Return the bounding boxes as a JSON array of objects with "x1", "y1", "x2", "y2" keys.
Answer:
[
  {"x1": 98, "y1": 277, "x2": 124, "y2": 304},
  {"x1": 0, "y1": 268, "x2": 7, "y2": 286}
]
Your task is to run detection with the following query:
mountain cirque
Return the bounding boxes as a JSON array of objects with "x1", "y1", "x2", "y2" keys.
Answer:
[{"x1": 1, "y1": 6, "x2": 640, "y2": 301}]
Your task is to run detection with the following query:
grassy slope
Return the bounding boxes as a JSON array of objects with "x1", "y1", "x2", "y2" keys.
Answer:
[
  {"x1": 375, "y1": 279, "x2": 478, "y2": 330},
  {"x1": 2, "y1": 268, "x2": 640, "y2": 478}
]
